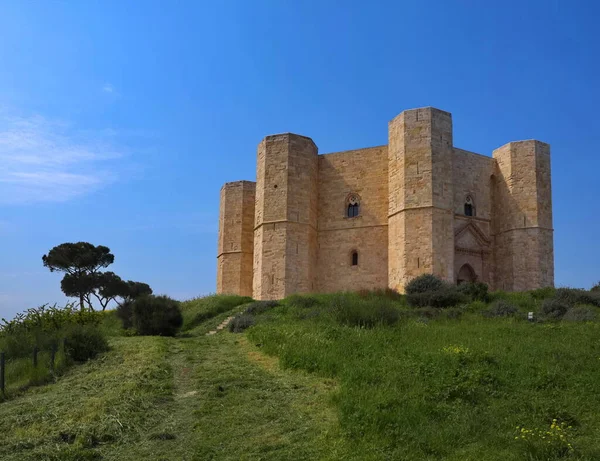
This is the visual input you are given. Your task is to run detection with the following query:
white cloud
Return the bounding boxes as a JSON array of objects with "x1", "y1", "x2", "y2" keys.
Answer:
[
  {"x1": 102, "y1": 83, "x2": 115, "y2": 93},
  {"x1": 0, "y1": 112, "x2": 126, "y2": 204}
]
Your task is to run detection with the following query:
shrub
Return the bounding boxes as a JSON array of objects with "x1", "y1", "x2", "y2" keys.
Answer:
[
  {"x1": 131, "y1": 295, "x2": 183, "y2": 336},
  {"x1": 562, "y1": 307, "x2": 597, "y2": 322},
  {"x1": 245, "y1": 300, "x2": 279, "y2": 315},
  {"x1": 296, "y1": 309, "x2": 322, "y2": 321},
  {"x1": 406, "y1": 287, "x2": 467, "y2": 308},
  {"x1": 380, "y1": 287, "x2": 404, "y2": 301},
  {"x1": 359, "y1": 287, "x2": 403, "y2": 302},
  {"x1": 464, "y1": 300, "x2": 487, "y2": 313},
  {"x1": 412, "y1": 307, "x2": 442, "y2": 319},
  {"x1": 115, "y1": 300, "x2": 133, "y2": 329},
  {"x1": 530, "y1": 286, "x2": 556, "y2": 300},
  {"x1": 405, "y1": 274, "x2": 444, "y2": 295},
  {"x1": 64, "y1": 324, "x2": 109, "y2": 362},
  {"x1": 285, "y1": 294, "x2": 319, "y2": 309},
  {"x1": 457, "y1": 282, "x2": 489, "y2": 302},
  {"x1": 445, "y1": 308, "x2": 463, "y2": 320},
  {"x1": 591, "y1": 282, "x2": 600, "y2": 292},
  {"x1": 0, "y1": 331, "x2": 36, "y2": 359},
  {"x1": 540, "y1": 299, "x2": 569, "y2": 320},
  {"x1": 554, "y1": 288, "x2": 600, "y2": 307},
  {"x1": 0, "y1": 303, "x2": 103, "y2": 359},
  {"x1": 485, "y1": 300, "x2": 518, "y2": 318},
  {"x1": 228, "y1": 314, "x2": 255, "y2": 333},
  {"x1": 330, "y1": 294, "x2": 399, "y2": 328}
]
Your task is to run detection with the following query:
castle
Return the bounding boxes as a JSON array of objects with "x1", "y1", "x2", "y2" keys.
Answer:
[{"x1": 217, "y1": 107, "x2": 554, "y2": 300}]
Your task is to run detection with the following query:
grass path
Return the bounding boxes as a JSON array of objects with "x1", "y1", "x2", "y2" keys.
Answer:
[
  {"x1": 0, "y1": 311, "x2": 351, "y2": 460},
  {"x1": 116, "y1": 331, "x2": 348, "y2": 460}
]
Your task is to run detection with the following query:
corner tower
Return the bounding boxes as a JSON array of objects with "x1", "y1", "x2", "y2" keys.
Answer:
[
  {"x1": 492, "y1": 140, "x2": 554, "y2": 290},
  {"x1": 388, "y1": 107, "x2": 455, "y2": 291},
  {"x1": 253, "y1": 134, "x2": 318, "y2": 300},
  {"x1": 216, "y1": 181, "x2": 256, "y2": 296}
]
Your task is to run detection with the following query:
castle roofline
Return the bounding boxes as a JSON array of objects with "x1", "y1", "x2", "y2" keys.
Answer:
[
  {"x1": 220, "y1": 180, "x2": 256, "y2": 190},
  {"x1": 493, "y1": 139, "x2": 550, "y2": 155},
  {"x1": 261, "y1": 133, "x2": 316, "y2": 143},
  {"x1": 389, "y1": 106, "x2": 452, "y2": 123},
  {"x1": 319, "y1": 144, "x2": 387, "y2": 158}
]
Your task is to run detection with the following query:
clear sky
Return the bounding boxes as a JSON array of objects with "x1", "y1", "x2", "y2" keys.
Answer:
[{"x1": 1, "y1": 0, "x2": 599, "y2": 319}]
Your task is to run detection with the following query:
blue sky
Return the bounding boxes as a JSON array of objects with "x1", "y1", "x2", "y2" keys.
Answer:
[{"x1": 1, "y1": 1, "x2": 599, "y2": 318}]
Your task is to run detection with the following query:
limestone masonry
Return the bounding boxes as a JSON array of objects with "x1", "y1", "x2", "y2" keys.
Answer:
[{"x1": 217, "y1": 107, "x2": 554, "y2": 299}]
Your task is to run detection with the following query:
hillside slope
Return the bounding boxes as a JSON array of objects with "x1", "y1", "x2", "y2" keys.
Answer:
[
  {"x1": 0, "y1": 300, "x2": 348, "y2": 461},
  {"x1": 2, "y1": 290, "x2": 600, "y2": 460}
]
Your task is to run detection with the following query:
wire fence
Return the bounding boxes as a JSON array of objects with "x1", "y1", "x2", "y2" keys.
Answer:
[{"x1": 0, "y1": 340, "x2": 67, "y2": 399}]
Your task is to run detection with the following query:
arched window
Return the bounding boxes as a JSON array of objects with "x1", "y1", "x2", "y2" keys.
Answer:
[
  {"x1": 346, "y1": 193, "x2": 360, "y2": 218},
  {"x1": 464, "y1": 195, "x2": 475, "y2": 217},
  {"x1": 351, "y1": 251, "x2": 358, "y2": 266}
]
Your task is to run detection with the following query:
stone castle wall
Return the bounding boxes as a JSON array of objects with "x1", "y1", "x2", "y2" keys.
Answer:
[
  {"x1": 217, "y1": 107, "x2": 554, "y2": 298},
  {"x1": 452, "y1": 148, "x2": 495, "y2": 285},
  {"x1": 252, "y1": 134, "x2": 318, "y2": 300},
  {"x1": 492, "y1": 141, "x2": 554, "y2": 290},
  {"x1": 388, "y1": 108, "x2": 455, "y2": 292},
  {"x1": 316, "y1": 146, "x2": 389, "y2": 293},
  {"x1": 216, "y1": 181, "x2": 255, "y2": 297}
]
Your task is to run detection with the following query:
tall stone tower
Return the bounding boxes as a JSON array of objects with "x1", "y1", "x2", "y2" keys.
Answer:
[
  {"x1": 492, "y1": 141, "x2": 554, "y2": 290},
  {"x1": 388, "y1": 107, "x2": 455, "y2": 291},
  {"x1": 216, "y1": 181, "x2": 256, "y2": 297},
  {"x1": 253, "y1": 134, "x2": 318, "y2": 300}
]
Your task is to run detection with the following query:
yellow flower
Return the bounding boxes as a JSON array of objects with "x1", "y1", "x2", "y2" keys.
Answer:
[{"x1": 441, "y1": 345, "x2": 470, "y2": 354}]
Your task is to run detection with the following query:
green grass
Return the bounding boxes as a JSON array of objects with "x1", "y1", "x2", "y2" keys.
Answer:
[
  {"x1": 0, "y1": 336, "x2": 172, "y2": 460},
  {"x1": 0, "y1": 299, "x2": 348, "y2": 460},
  {"x1": 2, "y1": 348, "x2": 69, "y2": 399},
  {"x1": 3, "y1": 289, "x2": 600, "y2": 460},
  {"x1": 246, "y1": 294, "x2": 600, "y2": 460},
  {"x1": 98, "y1": 310, "x2": 125, "y2": 337},
  {"x1": 180, "y1": 294, "x2": 252, "y2": 331}
]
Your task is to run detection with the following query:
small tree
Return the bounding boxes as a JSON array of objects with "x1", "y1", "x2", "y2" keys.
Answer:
[
  {"x1": 122, "y1": 281, "x2": 153, "y2": 303},
  {"x1": 61, "y1": 273, "x2": 98, "y2": 311},
  {"x1": 43, "y1": 242, "x2": 115, "y2": 310},
  {"x1": 92, "y1": 272, "x2": 128, "y2": 311},
  {"x1": 94, "y1": 274, "x2": 153, "y2": 311}
]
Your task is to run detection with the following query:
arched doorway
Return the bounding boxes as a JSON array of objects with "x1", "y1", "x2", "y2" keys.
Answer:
[{"x1": 457, "y1": 264, "x2": 477, "y2": 285}]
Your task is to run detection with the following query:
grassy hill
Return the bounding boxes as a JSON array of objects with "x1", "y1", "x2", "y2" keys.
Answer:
[{"x1": 1, "y1": 289, "x2": 600, "y2": 460}]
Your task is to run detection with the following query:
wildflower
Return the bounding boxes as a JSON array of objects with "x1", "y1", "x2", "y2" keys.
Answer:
[{"x1": 441, "y1": 345, "x2": 470, "y2": 354}]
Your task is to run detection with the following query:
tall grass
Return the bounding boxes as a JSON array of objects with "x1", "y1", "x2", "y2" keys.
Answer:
[{"x1": 3, "y1": 347, "x2": 69, "y2": 397}]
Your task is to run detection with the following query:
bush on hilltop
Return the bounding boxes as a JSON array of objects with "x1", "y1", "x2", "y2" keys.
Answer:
[{"x1": 131, "y1": 295, "x2": 183, "y2": 336}]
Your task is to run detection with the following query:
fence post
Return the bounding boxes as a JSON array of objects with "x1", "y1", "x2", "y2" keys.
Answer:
[
  {"x1": 50, "y1": 346, "x2": 56, "y2": 375},
  {"x1": 0, "y1": 352, "x2": 5, "y2": 397},
  {"x1": 33, "y1": 346, "x2": 38, "y2": 368}
]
